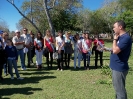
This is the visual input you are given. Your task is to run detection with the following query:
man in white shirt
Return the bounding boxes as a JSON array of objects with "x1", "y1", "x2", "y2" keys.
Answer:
[
  {"x1": 12, "y1": 30, "x2": 26, "y2": 70},
  {"x1": 21, "y1": 28, "x2": 32, "y2": 68}
]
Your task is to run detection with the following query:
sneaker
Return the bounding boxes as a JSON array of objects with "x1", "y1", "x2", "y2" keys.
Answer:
[
  {"x1": 57, "y1": 68, "x2": 60, "y2": 71},
  {"x1": 21, "y1": 67, "x2": 26, "y2": 70},
  {"x1": 60, "y1": 69, "x2": 63, "y2": 71},
  {"x1": 11, "y1": 76, "x2": 14, "y2": 80},
  {"x1": 17, "y1": 77, "x2": 24, "y2": 80}
]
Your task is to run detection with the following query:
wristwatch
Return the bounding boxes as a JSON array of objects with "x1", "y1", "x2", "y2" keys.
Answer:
[{"x1": 113, "y1": 39, "x2": 117, "y2": 40}]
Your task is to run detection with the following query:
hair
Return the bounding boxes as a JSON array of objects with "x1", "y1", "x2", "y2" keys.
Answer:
[
  {"x1": 116, "y1": 20, "x2": 126, "y2": 29},
  {"x1": 37, "y1": 31, "x2": 43, "y2": 40},
  {"x1": 58, "y1": 30, "x2": 63, "y2": 40},
  {"x1": 45, "y1": 29, "x2": 52, "y2": 39},
  {"x1": 73, "y1": 33, "x2": 79, "y2": 43},
  {"x1": 86, "y1": 33, "x2": 90, "y2": 39},
  {"x1": 7, "y1": 39, "x2": 13, "y2": 46},
  {"x1": 23, "y1": 28, "x2": 28, "y2": 30},
  {"x1": 3, "y1": 32, "x2": 9, "y2": 39}
]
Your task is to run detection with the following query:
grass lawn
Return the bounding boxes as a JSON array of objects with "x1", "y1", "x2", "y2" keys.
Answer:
[{"x1": 0, "y1": 42, "x2": 133, "y2": 99}]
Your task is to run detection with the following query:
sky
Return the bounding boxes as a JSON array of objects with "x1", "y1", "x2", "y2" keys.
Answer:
[{"x1": 0, "y1": 0, "x2": 104, "y2": 32}]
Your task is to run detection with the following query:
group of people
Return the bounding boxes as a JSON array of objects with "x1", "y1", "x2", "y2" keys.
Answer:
[
  {"x1": 0, "y1": 20, "x2": 132, "y2": 99},
  {"x1": 0, "y1": 28, "x2": 105, "y2": 80}
]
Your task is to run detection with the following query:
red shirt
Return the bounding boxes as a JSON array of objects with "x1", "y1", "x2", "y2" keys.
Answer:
[
  {"x1": 93, "y1": 39, "x2": 104, "y2": 46},
  {"x1": 45, "y1": 37, "x2": 54, "y2": 52}
]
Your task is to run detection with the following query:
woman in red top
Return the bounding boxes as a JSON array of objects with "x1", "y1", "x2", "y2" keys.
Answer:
[
  {"x1": 44, "y1": 30, "x2": 55, "y2": 69},
  {"x1": 92, "y1": 35, "x2": 104, "y2": 69},
  {"x1": 82, "y1": 33, "x2": 92, "y2": 70}
]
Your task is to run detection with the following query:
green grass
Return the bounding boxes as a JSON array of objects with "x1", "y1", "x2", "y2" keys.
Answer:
[{"x1": 0, "y1": 42, "x2": 133, "y2": 99}]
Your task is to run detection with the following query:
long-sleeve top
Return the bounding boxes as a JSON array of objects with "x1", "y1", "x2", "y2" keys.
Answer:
[{"x1": 5, "y1": 46, "x2": 18, "y2": 60}]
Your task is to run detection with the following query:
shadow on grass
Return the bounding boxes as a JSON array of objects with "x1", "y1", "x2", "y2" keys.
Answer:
[
  {"x1": 0, "y1": 75, "x2": 56, "y2": 85},
  {"x1": 0, "y1": 87, "x2": 42, "y2": 98}
]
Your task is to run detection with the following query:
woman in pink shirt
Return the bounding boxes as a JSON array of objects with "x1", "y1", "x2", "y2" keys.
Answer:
[{"x1": 82, "y1": 33, "x2": 92, "y2": 70}]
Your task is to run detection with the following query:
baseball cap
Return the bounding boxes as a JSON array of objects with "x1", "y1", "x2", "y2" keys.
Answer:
[
  {"x1": 0, "y1": 30, "x2": 3, "y2": 34},
  {"x1": 15, "y1": 30, "x2": 20, "y2": 33}
]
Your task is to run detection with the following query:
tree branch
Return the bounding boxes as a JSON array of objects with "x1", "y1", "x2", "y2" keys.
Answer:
[
  {"x1": 6, "y1": 0, "x2": 39, "y2": 31},
  {"x1": 48, "y1": 0, "x2": 56, "y2": 10}
]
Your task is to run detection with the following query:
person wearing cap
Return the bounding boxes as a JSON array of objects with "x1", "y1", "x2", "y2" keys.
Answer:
[
  {"x1": 12, "y1": 30, "x2": 26, "y2": 70},
  {"x1": 21, "y1": 28, "x2": 32, "y2": 68}
]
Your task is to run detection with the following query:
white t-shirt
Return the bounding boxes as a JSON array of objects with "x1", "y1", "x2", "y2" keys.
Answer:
[
  {"x1": 56, "y1": 36, "x2": 64, "y2": 50},
  {"x1": 21, "y1": 34, "x2": 32, "y2": 45}
]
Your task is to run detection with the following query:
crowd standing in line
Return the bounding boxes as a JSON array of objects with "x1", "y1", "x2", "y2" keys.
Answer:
[{"x1": 0, "y1": 28, "x2": 107, "y2": 80}]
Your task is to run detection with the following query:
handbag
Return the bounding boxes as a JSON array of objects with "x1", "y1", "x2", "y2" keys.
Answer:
[
  {"x1": 53, "y1": 52, "x2": 58, "y2": 59},
  {"x1": 43, "y1": 47, "x2": 49, "y2": 57}
]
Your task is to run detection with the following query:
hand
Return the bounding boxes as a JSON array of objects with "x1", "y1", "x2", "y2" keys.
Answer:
[
  {"x1": 58, "y1": 50, "x2": 61, "y2": 54},
  {"x1": 114, "y1": 33, "x2": 119, "y2": 40}
]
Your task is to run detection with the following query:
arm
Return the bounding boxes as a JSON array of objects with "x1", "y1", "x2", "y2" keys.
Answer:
[
  {"x1": 44, "y1": 37, "x2": 46, "y2": 48},
  {"x1": 112, "y1": 34, "x2": 121, "y2": 54}
]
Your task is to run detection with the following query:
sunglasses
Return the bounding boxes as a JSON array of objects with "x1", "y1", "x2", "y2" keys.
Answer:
[{"x1": 23, "y1": 30, "x2": 27, "y2": 31}]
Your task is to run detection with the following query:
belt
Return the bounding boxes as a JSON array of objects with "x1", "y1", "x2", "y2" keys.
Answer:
[{"x1": 17, "y1": 48, "x2": 23, "y2": 50}]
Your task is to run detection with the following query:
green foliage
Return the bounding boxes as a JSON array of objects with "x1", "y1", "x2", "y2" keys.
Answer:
[
  {"x1": 119, "y1": 0, "x2": 133, "y2": 11},
  {"x1": 116, "y1": 10, "x2": 133, "y2": 35}
]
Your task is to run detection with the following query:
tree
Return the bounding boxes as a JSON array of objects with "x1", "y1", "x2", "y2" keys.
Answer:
[{"x1": 116, "y1": 10, "x2": 133, "y2": 37}]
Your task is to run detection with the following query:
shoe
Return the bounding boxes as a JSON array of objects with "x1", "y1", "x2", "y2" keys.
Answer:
[
  {"x1": 57, "y1": 68, "x2": 60, "y2": 71},
  {"x1": 17, "y1": 77, "x2": 24, "y2": 80},
  {"x1": 21, "y1": 67, "x2": 26, "y2": 70},
  {"x1": 11, "y1": 76, "x2": 14, "y2": 80},
  {"x1": 60, "y1": 69, "x2": 63, "y2": 71}
]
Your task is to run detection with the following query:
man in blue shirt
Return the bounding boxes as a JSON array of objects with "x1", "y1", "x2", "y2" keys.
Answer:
[{"x1": 110, "y1": 20, "x2": 132, "y2": 99}]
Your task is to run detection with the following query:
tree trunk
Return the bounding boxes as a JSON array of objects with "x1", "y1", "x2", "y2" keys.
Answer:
[{"x1": 43, "y1": 0, "x2": 55, "y2": 37}]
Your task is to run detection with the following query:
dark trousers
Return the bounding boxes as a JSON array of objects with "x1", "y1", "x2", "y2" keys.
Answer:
[
  {"x1": 3, "y1": 62, "x2": 10, "y2": 75},
  {"x1": 95, "y1": 50, "x2": 103, "y2": 67},
  {"x1": 31, "y1": 47, "x2": 35, "y2": 63},
  {"x1": 46, "y1": 52, "x2": 53, "y2": 68},
  {"x1": 24, "y1": 47, "x2": 31, "y2": 67},
  {"x1": 0, "y1": 64, "x2": 3, "y2": 78},
  {"x1": 64, "y1": 53, "x2": 71, "y2": 68},
  {"x1": 112, "y1": 70, "x2": 128, "y2": 99},
  {"x1": 57, "y1": 50, "x2": 64, "y2": 69},
  {"x1": 82, "y1": 53, "x2": 90, "y2": 68}
]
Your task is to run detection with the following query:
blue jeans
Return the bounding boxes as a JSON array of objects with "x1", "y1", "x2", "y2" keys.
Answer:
[
  {"x1": 74, "y1": 51, "x2": 82, "y2": 68},
  {"x1": 7, "y1": 59, "x2": 20, "y2": 78},
  {"x1": 17, "y1": 49, "x2": 25, "y2": 68},
  {"x1": 3, "y1": 63, "x2": 9, "y2": 75},
  {"x1": 82, "y1": 53, "x2": 90, "y2": 68}
]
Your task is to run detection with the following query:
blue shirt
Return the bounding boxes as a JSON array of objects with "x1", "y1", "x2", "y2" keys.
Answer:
[
  {"x1": 5, "y1": 46, "x2": 18, "y2": 60},
  {"x1": 110, "y1": 33, "x2": 132, "y2": 72}
]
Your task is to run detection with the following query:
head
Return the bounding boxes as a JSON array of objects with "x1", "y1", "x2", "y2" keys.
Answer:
[
  {"x1": 30, "y1": 33, "x2": 34, "y2": 38},
  {"x1": 37, "y1": 31, "x2": 42, "y2": 40},
  {"x1": 46, "y1": 29, "x2": 51, "y2": 37},
  {"x1": 23, "y1": 28, "x2": 28, "y2": 34},
  {"x1": 75, "y1": 33, "x2": 79, "y2": 39},
  {"x1": 0, "y1": 30, "x2": 3, "y2": 37},
  {"x1": 3, "y1": 32, "x2": 9, "y2": 40},
  {"x1": 58, "y1": 30, "x2": 63, "y2": 37},
  {"x1": 85, "y1": 33, "x2": 90, "y2": 39},
  {"x1": 94, "y1": 35, "x2": 99, "y2": 40},
  {"x1": 113, "y1": 20, "x2": 126, "y2": 35},
  {"x1": 15, "y1": 30, "x2": 20, "y2": 37},
  {"x1": 6, "y1": 39, "x2": 13, "y2": 46},
  {"x1": 66, "y1": 31, "x2": 71, "y2": 38},
  {"x1": 82, "y1": 33, "x2": 86, "y2": 38}
]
